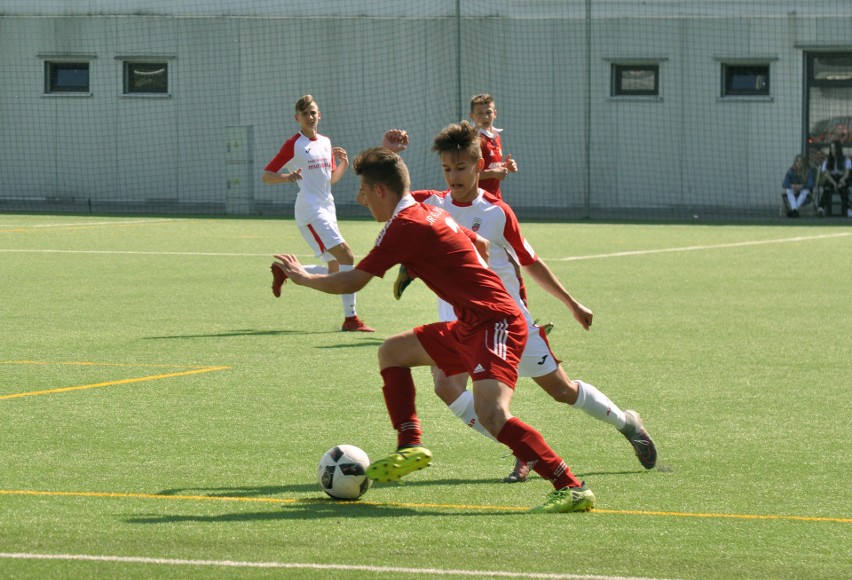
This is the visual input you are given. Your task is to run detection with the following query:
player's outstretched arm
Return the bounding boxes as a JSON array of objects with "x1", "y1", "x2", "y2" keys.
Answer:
[
  {"x1": 523, "y1": 259, "x2": 592, "y2": 331},
  {"x1": 273, "y1": 254, "x2": 373, "y2": 295}
]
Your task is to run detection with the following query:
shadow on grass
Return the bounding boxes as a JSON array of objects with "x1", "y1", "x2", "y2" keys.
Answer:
[
  {"x1": 124, "y1": 499, "x2": 477, "y2": 524},
  {"x1": 142, "y1": 329, "x2": 384, "y2": 344}
]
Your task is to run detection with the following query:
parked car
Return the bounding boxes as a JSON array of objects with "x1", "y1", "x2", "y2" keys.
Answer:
[{"x1": 808, "y1": 116, "x2": 852, "y2": 147}]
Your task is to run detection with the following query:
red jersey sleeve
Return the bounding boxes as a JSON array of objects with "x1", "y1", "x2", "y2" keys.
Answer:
[{"x1": 264, "y1": 134, "x2": 299, "y2": 172}]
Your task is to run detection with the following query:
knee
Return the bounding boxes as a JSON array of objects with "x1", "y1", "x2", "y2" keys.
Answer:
[
  {"x1": 377, "y1": 339, "x2": 400, "y2": 369},
  {"x1": 337, "y1": 245, "x2": 355, "y2": 265},
  {"x1": 473, "y1": 402, "x2": 511, "y2": 435},
  {"x1": 433, "y1": 375, "x2": 463, "y2": 401}
]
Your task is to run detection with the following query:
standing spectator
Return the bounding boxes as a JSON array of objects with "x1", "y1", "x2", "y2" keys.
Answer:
[
  {"x1": 263, "y1": 95, "x2": 374, "y2": 332},
  {"x1": 818, "y1": 140, "x2": 851, "y2": 217},
  {"x1": 469, "y1": 94, "x2": 517, "y2": 200},
  {"x1": 782, "y1": 154, "x2": 815, "y2": 218}
]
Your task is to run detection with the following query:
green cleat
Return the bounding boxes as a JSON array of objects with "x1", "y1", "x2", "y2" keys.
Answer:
[
  {"x1": 367, "y1": 446, "x2": 432, "y2": 483},
  {"x1": 529, "y1": 483, "x2": 596, "y2": 513},
  {"x1": 533, "y1": 319, "x2": 554, "y2": 336},
  {"x1": 393, "y1": 265, "x2": 414, "y2": 300}
]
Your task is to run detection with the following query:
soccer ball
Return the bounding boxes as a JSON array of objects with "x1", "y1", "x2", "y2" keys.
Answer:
[{"x1": 317, "y1": 445, "x2": 372, "y2": 500}]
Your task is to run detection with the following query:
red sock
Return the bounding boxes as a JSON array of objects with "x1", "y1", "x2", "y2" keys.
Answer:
[
  {"x1": 380, "y1": 367, "x2": 422, "y2": 448},
  {"x1": 497, "y1": 417, "x2": 580, "y2": 490}
]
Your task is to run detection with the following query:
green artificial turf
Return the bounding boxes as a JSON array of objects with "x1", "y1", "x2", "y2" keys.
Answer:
[{"x1": 1, "y1": 215, "x2": 849, "y2": 579}]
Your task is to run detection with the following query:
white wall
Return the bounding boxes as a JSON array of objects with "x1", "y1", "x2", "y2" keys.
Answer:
[{"x1": 1, "y1": 3, "x2": 850, "y2": 217}]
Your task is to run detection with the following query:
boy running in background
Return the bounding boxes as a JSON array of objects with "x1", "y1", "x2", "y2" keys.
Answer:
[
  {"x1": 262, "y1": 94, "x2": 373, "y2": 332},
  {"x1": 470, "y1": 93, "x2": 517, "y2": 200},
  {"x1": 273, "y1": 146, "x2": 596, "y2": 513},
  {"x1": 383, "y1": 124, "x2": 656, "y2": 482}
]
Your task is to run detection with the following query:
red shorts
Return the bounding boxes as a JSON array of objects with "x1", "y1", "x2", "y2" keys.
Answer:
[{"x1": 414, "y1": 316, "x2": 527, "y2": 389}]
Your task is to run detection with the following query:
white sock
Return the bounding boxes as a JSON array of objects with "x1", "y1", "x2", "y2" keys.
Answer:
[
  {"x1": 303, "y1": 264, "x2": 328, "y2": 275},
  {"x1": 447, "y1": 390, "x2": 497, "y2": 441},
  {"x1": 572, "y1": 380, "x2": 627, "y2": 431},
  {"x1": 339, "y1": 264, "x2": 357, "y2": 318}
]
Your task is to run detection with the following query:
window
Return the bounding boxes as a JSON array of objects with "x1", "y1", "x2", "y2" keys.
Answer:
[
  {"x1": 123, "y1": 61, "x2": 169, "y2": 95},
  {"x1": 722, "y1": 64, "x2": 770, "y2": 96},
  {"x1": 45, "y1": 61, "x2": 90, "y2": 93},
  {"x1": 612, "y1": 64, "x2": 659, "y2": 97}
]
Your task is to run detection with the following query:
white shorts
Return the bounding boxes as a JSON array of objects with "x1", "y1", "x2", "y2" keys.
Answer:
[
  {"x1": 298, "y1": 219, "x2": 346, "y2": 263},
  {"x1": 518, "y1": 326, "x2": 559, "y2": 378},
  {"x1": 437, "y1": 298, "x2": 559, "y2": 379}
]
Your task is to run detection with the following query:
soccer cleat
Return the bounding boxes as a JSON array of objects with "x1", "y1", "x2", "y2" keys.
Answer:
[
  {"x1": 393, "y1": 265, "x2": 414, "y2": 300},
  {"x1": 502, "y1": 457, "x2": 531, "y2": 483},
  {"x1": 534, "y1": 319, "x2": 554, "y2": 336},
  {"x1": 271, "y1": 262, "x2": 288, "y2": 298},
  {"x1": 529, "y1": 483, "x2": 596, "y2": 514},
  {"x1": 619, "y1": 410, "x2": 657, "y2": 469},
  {"x1": 341, "y1": 316, "x2": 375, "y2": 332},
  {"x1": 366, "y1": 446, "x2": 432, "y2": 483}
]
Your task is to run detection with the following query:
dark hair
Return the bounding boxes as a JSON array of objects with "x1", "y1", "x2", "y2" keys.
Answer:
[
  {"x1": 827, "y1": 140, "x2": 845, "y2": 172},
  {"x1": 295, "y1": 94, "x2": 315, "y2": 113},
  {"x1": 352, "y1": 147, "x2": 410, "y2": 195},
  {"x1": 470, "y1": 93, "x2": 495, "y2": 111},
  {"x1": 431, "y1": 121, "x2": 482, "y2": 161}
]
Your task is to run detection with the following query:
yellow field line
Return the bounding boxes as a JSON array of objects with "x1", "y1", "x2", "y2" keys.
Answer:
[
  {"x1": 0, "y1": 489, "x2": 848, "y2": 524},
  {"x1": 0, "y1": 366, "x2": 230, "y2": 400}
]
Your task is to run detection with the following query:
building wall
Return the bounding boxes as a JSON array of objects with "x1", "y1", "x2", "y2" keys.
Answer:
[{"x1": 1, "y1": 3, "x2": 850, "y2": 217}]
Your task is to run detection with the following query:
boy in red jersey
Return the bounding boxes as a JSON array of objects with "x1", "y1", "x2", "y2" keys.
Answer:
[
  {"x1": 384, "y1": 125, "x2": 656, "y2": 483},
  {"x1": 470, "y1": 93, "x2": 517, "y2": 200},
  {"x1": 262, "y1": 95, "x2": 373, "y2": 332},
  {"x1": 273, "y1": 146, "x2": 595, "y2": 513}
]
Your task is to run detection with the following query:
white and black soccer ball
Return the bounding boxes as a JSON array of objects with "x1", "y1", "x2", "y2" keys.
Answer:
[{"x1": 317, "y1": 445, "x2": 371, "y2": 500}]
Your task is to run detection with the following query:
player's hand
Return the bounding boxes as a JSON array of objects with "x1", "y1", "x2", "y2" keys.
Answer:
[
  {"x1": 382, "y1": 129, "x2": 409, "y2": 153},
  {"x1": 273, "y1": 254, "x2": 306, "y2": 283},
  {"x1": 287, "y1": 169, "x2": 303, "y2": 182},
  {"x1": 504, "y1": 154, "x2": 518, "y2": 173},
  {"x1": 333, "y1": 147, "x2": 348, "y2": 165},
  {"x1": 569, "y1": 301, "x2": 593, "y2": 331}
]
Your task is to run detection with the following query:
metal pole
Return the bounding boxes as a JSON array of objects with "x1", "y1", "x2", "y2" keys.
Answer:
[
  {"x1": 456, "y1": 0, "x2": 463, "y2": 122},
  {"x1": 584, "y1": 0, "x2": 592, "y2": 218}
]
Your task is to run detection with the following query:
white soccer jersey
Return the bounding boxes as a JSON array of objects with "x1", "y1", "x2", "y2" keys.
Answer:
[
  {"x1": 411, "y1": 188, "x2": 538, "y2": 326},
  {"x1": 265, "y1": 132, "x2": 337, "y2": 226}
]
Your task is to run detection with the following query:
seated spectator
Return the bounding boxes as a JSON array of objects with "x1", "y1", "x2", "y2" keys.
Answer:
[
  {"x1": 782, "y1": 154, "x2": 814, "y2": 217},
  {"x1": 818, "y1": 140, "x2": 851, "y2": 217}
]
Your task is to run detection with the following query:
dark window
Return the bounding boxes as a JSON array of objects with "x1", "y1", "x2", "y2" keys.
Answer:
[
  {"x1": 808, "y1": 54, "x2": 852, "y2": 85},
  {"x1": 124, "y1": 62, "x2": 169, "y2": 94},
  {"x1": 723, "y1": 64, "x2": 769, "y2": 96},
  {"x1": 46, "y1": 62, "x2": 90, "y2": 93},
  {"x1": 612, "y1": 64, "x2": 659, "y2": 96}
]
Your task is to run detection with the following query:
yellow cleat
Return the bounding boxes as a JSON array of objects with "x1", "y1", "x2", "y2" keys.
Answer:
[
  {"x1": 529, "y1": 483, "x2": 595, "y2": 514},
  {"x1": 367, "y1": 446, "x2": 432, "y2": 483}
]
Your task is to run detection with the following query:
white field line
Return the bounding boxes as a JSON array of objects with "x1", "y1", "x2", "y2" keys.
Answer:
[
  {"x1": 554, "y1": 232, "x2": 850, "y2": 261},
  {"x1": 0, "y1": 552, "x2": 671, "y2": 580},
  {"x1": 0, "y1": 232, "x2": 848, "y2": 261},
  {"x1": 0, "y1": 248, "x2": 274, "y2": 257},
  {"x1": 0, "y1": 218, "x2": 184, "y2": 229}
]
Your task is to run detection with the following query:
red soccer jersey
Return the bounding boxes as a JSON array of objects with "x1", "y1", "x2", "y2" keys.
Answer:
[
  {"x1": 478, "y1": 130, "x2": 504, "y2": 198},
  {"x1": 356, "y1": 196, "x2": 520, "y2": 327}
]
